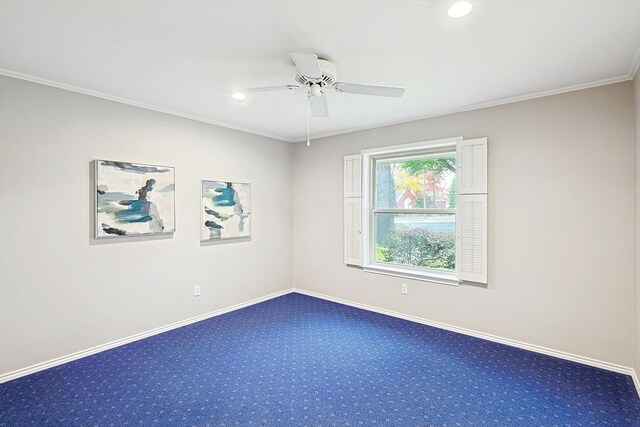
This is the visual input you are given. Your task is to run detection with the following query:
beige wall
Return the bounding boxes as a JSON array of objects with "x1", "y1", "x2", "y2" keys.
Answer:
[
  {"x1": 293, "y1": 82, "x2": 635, "y2": 367},
  {"x1": 1, "y1": 75, "x2": 636, "y2": 377},
  {"x1": 0, "y1": 76, "x2": 294, "y2": 375},
  {"x1": 634, "y1": 72, "x2": 640, "y2": 376}
]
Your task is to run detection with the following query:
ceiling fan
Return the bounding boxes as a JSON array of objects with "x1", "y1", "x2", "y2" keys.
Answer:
[{"x1": 229, "y1": 52, "x2": 406, "y2": 119}]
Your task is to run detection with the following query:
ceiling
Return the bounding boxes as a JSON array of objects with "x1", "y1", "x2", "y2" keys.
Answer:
[{"x1": 1, "y1": 0, "x2": 640, "y2": 143}]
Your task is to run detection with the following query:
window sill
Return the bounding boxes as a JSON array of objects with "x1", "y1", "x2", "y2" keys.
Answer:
[{"x1": 362, "y1": 264, "x2": 460, "y2": 286}]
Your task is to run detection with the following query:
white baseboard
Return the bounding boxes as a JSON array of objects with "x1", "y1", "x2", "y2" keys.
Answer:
[
  {"x1": 0, "y1": 288, "x2": 293, "y2": 384},
  {"x1": 632, "y1": 369, "x2": 640, "y2": 398},
  {"x1": 4, "y1": 287, "x2": 639, "y2": 401},
  {"x1": 293, "y1": 288, "x2": 637, "y2": 380}
]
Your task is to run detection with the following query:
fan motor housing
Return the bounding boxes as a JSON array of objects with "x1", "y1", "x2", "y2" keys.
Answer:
[{"x1": 295, "y1": 59, "x2": 337, "y2": 87}]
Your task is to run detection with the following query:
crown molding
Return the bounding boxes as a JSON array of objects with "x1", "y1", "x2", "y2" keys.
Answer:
[
  {"x1": 1, "y1": 67, "x2": 635, "y2": 145},
  {"x1": 294, "y1": 73, "x2": 635, "y2": 143},
  {"x1": 629, "y1": 45, "x2": 640, "y2": 79},
  {"x1": 0, "y1": 68, "x2": 296, "y2": 143}
]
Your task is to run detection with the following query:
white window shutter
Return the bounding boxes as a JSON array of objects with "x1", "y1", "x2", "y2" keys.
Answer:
[
  {"x1": 457, "y1": 194, "x2": 487, "y2": 284},
  {"x1": 344, "y1": 198, "x2": 362, "y2": 266},
  {"x1": 344, "y1": 154, "x2": 362, "y2": 197},
  {"x1": 457, "y1": 138, "x2": 488, "y2": 284},
  {"x1": 344, "y1": 154, "x2": 362, "y2": 266},
  {"x1": 457, "y1": 138, "x2": 487, "y2": 194}
]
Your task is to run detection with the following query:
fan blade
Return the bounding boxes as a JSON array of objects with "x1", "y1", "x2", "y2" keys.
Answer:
[
  {"x1": 309, "y1": 95, "x2": 329, "y2": 117},
  {"x1": 290, "y1": 52, "x2": 322, "y2": 79},
  {"x1": 230, "y1": 85, "x2": 299, "y2": 94},
  {"x1": 333, "y1": 82, "x2": 405, "y2": 98}
]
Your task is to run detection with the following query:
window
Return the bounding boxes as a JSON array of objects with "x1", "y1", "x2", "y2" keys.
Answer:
[
  {"x1": 344, "y1": 136, "x2": 488, "y2": 286},
  {"x1": 372, "y1": 151, "x2": 457, "y2": 273}
]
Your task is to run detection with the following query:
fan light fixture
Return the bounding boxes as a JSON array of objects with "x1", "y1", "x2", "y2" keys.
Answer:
[
  {"x1": 448, "y1": 1, "x2": 473, "y2": 18},
  {"x1": 227, "y1": 52, "x2": 406, "y2": 146}
]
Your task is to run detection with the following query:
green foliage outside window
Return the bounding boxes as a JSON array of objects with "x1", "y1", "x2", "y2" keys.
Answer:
[
  {"x1": 374, "y1": 154, "x2": 457, "y2": 272},
  {"x1": 376, "y1": 228, "x2": 456, "y2": 271}
]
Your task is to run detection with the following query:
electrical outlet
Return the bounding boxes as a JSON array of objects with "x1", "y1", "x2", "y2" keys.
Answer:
[
  {"x1": 194, "y1": 285, "x2": 201, "y2": 296},
  {"x1": 401, "y1": 284, "x2": 408, "y2": 294}
]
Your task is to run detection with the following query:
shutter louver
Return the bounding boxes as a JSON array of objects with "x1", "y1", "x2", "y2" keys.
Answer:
[
  {"x1": 457, "y1": 138, "x2": 488, "y2": 284},
  {"x1": 344, "y1": 155, "x2": 362, "y2": 197},
  {"x1": 344, "y1": 154, "x2": 362, "y2": 266},
  {"x1": 344, "y1": 198, "x2": 362, "y2": 265},
  {"x1": 457, "y1": 138, "x2": 487, "y2": 194},
  {"x1": 457, "y1": 195, "x2": 487, "y2": 283}
]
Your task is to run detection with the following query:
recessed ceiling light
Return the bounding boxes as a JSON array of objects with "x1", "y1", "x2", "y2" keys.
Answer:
[
  {"x1": 448, "y1": 1, "x2": 473, "y2": 18},
  {"x1": 231, "y1": 92, "x2": 246, "y2": 101}
]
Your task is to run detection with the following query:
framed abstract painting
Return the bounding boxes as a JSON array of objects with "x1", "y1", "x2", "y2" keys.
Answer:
[
  {"x1": 201, "y1": 180, "x2": 251, "y2": 241},
  {"x1": 95, "y1": 160, "x2": 175, "y2": 238}
]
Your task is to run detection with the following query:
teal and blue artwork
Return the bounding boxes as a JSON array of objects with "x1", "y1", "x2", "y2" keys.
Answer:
[
  {"x1": 201, "y1": 180, "x2": 251, "y2": 241},
  {"x1": 95, "y1": 160, "x2": 175, "y2": 238}
]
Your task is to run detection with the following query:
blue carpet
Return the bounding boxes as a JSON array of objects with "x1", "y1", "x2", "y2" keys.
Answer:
[{"x1": 1, "y1": 293, "x2": 639, "y2": 426}]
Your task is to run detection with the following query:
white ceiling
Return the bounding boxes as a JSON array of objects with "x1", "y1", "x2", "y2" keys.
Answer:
[{"x1": 1, "y1": 0, "x2": 640, "y2": 142}]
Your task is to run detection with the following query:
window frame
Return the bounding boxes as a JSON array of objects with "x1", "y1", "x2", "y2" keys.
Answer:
[{"x1": 361, "y1": 137, "x2": 463, "y2": 286}]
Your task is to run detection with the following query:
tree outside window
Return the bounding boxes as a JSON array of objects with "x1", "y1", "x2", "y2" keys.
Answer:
[{"x1": 374, "y1": 153, "x2": 456, "y2": 271}]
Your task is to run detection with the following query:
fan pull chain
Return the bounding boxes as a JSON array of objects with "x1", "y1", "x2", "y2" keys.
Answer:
[{"x1": 307, "y1": 94, "x2": 311, "y2": 147}]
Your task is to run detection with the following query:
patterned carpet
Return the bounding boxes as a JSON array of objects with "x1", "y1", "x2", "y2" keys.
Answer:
[{"x1": 1, "y1": 293, "x2": 639, "y2": 426}]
